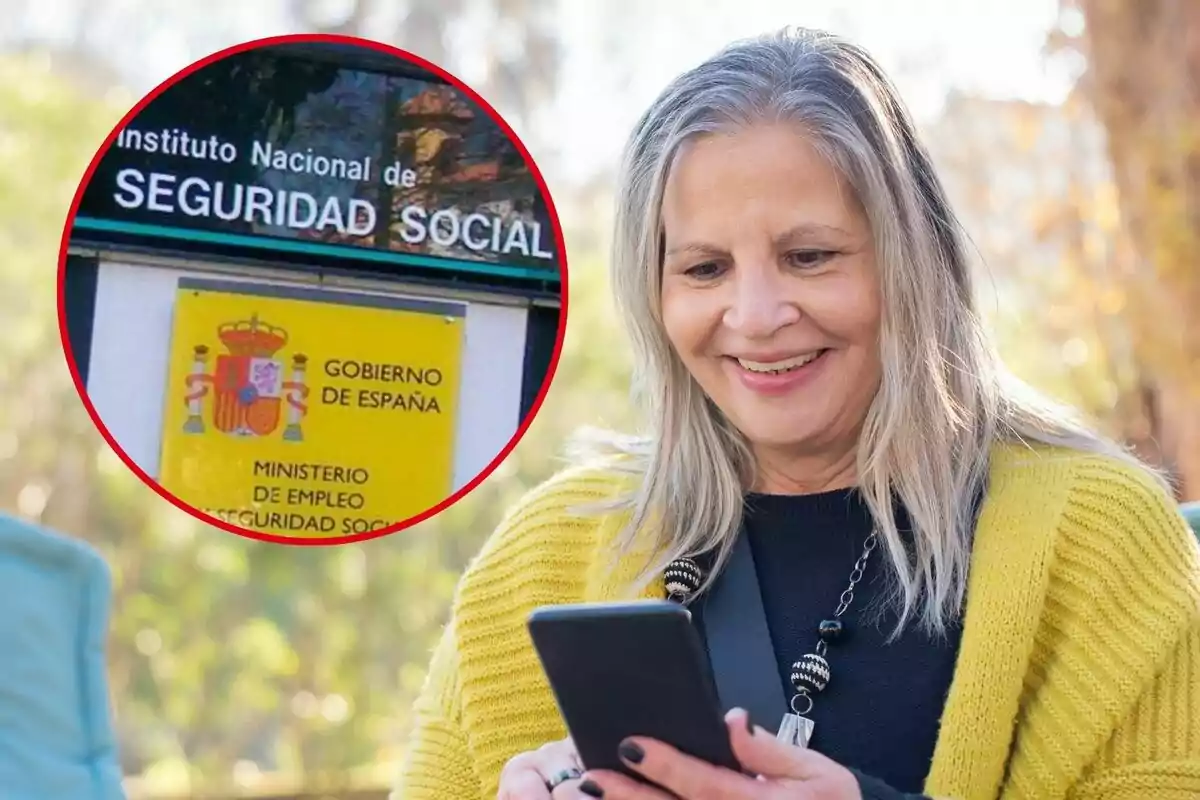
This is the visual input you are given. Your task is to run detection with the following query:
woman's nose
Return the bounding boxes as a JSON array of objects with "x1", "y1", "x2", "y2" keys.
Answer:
[{"x1": 722, "y1": 266, "x2": 801, "y2": 338}]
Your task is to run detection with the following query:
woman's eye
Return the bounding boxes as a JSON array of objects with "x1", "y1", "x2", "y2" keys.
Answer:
[
  {"x1": 787, "y1": 250, "x2": 835, "y2": 269},
  {"x1": 684, "y1": 262, "x2": 725, "y2": 280}
]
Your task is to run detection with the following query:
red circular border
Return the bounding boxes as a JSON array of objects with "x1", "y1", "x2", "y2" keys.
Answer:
[{"x1": 56, "y1": 33, "x2": 568, "y2": 546}]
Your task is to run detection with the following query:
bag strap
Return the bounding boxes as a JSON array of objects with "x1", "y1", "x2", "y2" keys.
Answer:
[{"x1": 697, "y1": 530, "x2": 788, "y2": 731}]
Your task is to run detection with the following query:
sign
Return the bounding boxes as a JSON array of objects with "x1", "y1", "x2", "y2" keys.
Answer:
[
  {"x1": 75, "y1": 47, "x2": 559, "y2": 284},
  {"x1": 158, "y1": 279, "x2": 464, "y2": 538}
]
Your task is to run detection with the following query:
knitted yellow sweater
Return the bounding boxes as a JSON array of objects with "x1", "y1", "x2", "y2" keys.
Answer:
[{"x1": 395, "y1": 444, "x2": 1200, "y2": 800}]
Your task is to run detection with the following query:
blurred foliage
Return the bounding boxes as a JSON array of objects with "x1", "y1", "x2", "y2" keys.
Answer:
[
  {"x1": 2, "y1": 1, "x2": 1200, "y2": 798},
  {"x1": 922, "y1": 1, "x2": 1200, "y2": 497},
  {"x1": 0, "y1": 16, "x2": 632, "y2": 798},
  {"x1": 0, "y1": 2, "x2": 597, "y2": 796},
  {"x1": 1063, "y1": 0, "x2": 1200, "y2": 494}
]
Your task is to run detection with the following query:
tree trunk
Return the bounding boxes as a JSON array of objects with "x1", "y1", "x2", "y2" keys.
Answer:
[{"x1": 1076, "y1": 0, "x2": 1200, "y2": 497}]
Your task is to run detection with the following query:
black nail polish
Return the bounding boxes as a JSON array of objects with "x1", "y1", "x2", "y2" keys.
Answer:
[
  {"x1": 579, "y1": 779, "x2": 604, "y2": 797},
  {"x1": 618, "y1": 740, "x2": 645, "y2": 764},
  {"x1": 745, "y1": 712, "x2": 754, "y2": 734}
]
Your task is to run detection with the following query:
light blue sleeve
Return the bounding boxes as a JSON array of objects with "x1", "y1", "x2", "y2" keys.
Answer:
[{"x1": 0, "y1": 513, "x2": 126, "y2": 800}]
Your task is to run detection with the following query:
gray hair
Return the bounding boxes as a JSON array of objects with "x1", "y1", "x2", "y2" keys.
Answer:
[{"x1": 579, "y1": 27, "x2": 1150, "y2": 635}]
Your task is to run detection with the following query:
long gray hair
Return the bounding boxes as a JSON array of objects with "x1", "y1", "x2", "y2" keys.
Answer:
[{"x1": 579, "y1": 27, "x2": 1150, "y2": 636}]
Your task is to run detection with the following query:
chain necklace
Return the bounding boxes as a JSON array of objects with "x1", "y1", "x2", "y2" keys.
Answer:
[
  {"x1": 665, "y1": 528, "x2": 880, "y2": 749},
  {"x1": 776, "y1": 528, "x2": 878, "y2": 748}
]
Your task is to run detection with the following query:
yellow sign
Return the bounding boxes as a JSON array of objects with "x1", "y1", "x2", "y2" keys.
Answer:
[{"x1": 158, "y1": 281, "x2": 465, "y2": 538}]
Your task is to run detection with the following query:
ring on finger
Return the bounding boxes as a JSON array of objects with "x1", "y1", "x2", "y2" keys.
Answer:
[{"x1": 545, "y1": 766, "x2": 583, "y2": 791}]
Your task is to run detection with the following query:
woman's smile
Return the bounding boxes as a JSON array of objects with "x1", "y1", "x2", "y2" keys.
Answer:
[{"x1": 724, "y1": 348, "x2": 832, "y2": 395}]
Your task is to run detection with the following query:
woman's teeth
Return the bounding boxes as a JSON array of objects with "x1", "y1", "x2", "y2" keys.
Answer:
[{"x1": 736, "y1": 351, "x2": 823, "y2": 374}]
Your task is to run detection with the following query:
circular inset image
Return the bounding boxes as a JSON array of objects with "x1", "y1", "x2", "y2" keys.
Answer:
[{"x1": 58, "y1": 34, "x2": 566, "y2": 545}]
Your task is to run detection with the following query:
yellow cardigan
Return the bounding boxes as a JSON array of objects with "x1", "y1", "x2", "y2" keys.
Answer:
[{"x1": 395, "y1": 444, "x2": 1200, "y2": 799}]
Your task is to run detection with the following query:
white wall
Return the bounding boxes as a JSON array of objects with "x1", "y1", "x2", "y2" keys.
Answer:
[{"x1": 87, "y1": 259, "x2": 529, "y2": 493}]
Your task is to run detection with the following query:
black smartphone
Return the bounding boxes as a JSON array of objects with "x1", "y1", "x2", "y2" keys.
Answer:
[{"x1": 527, "y1": 599, "x2": 741, "y2": 784}]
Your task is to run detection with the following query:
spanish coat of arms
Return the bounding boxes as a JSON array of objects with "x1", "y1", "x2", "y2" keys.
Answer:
[{"x1": 182, "y1": 314, "x2": 310, "y2": 441}]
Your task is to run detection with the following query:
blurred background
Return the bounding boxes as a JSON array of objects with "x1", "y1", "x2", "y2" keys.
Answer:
[{"x1": 1, "y1": 0, "x2": 1197, "y2": 797}]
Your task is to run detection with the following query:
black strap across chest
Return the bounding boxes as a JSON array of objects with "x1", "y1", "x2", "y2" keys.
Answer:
[{"x1": 695, "y1": 530, "x2": 789, "y2": 731}]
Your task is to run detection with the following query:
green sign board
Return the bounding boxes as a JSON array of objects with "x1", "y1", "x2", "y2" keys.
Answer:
[{"x1": 75, "y1": 46, "x2": 560, "y2": 288}]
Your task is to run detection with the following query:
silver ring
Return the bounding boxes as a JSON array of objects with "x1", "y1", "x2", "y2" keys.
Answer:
[
  {"x1": 790, "y1": 692, "x2": 814, "y2": 716},
  {"x1": 545, "y1": 767, "x2": 583, "y2": 791}
]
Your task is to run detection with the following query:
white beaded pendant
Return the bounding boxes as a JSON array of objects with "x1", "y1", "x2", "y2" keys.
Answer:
[
  {"x1": 789, "y1": 653, "x2": 831, "y2": 693},
  {"x1": 663, "y1": 557, "x2": 702, "y2": 600}
]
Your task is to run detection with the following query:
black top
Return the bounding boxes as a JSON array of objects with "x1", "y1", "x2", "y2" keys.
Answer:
[{"x1": 692, "y1": 488, "x2": 968, "y2": 796}]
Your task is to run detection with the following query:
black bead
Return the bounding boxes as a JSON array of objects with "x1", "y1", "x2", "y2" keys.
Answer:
[{"x1": 817, "y1": 619, "x2": 844, "y2": 641}]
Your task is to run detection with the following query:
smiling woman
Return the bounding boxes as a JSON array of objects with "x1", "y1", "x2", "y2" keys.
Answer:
[
  {"x1": 659, "y1": 125, "x2": 882, "y2": 490},
  {"x1": 396, "y1": 26, "x2": 1200, "y2": 800}
]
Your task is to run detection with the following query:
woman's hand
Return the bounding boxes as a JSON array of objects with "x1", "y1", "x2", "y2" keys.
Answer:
[
  {"x1": 498, "y1": 736, "x2": 594, "y2": 799},
  {"x1": 581, "y1": 708, "x2": 862, "y2": 800}
]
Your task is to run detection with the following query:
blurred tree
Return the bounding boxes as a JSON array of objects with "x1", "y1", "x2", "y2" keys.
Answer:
[
  {"x1": 922, "y1": 93, "x2": 1145, "y2": 450},
  {"x1": 0, "y1": 2, "x2": 620, "y2": 794},
  {"x1": 9, "y1": 0, "x2": 562, "y2": 163},
  {"x1": 287, "y1": 0, "x2": 561, "y2": 156},
  {"x1": 940, "y1": 2, "x2": 1200, "y2": 494},
  {"x1": 1054, "y1": 0, "x2": 1200, "y2": 496}
]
